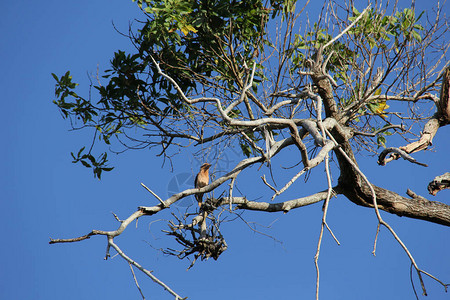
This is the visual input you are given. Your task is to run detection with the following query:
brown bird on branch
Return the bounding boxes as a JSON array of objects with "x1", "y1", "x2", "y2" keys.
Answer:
[{"x1": 194, "y1": 163, "x2": 211, "y2": 207}]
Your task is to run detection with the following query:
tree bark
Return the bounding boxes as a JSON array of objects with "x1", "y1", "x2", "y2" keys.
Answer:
[
  {"x1": 337, "y1": 179, "x2": 450, "y2": 226},
  {"x1": 428, "y1": 172, "x2": 450, "y2": 196},
  {"x1": 335, "y1": 140, "x2": 450, "y2": 226}
]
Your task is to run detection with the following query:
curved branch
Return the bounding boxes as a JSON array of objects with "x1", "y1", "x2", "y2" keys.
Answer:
[
  {"x1": 381, "y1": 66, "x2": 450, "y2": 166},
  {"x1": 428, "y1": 172, "x2": 450, "y2": 196},
  {"x1": 340, "y1": 158, "x2": 450, "y2": 226},
  {"x1": 50, "y1": 209, "x2": 185, "y2": 299},
  {"x1": 331, "y1": 136, "x2": 448, "y2": 295},
  {"x1": 272, "y1": 141, "x2": 335, "y2": 199},
  {"x1": 49, "y1": 210, "x2": 145, "y2": 243},
  {"x1": 377, "y1": 147, "x2": 428, "y2": 167}
]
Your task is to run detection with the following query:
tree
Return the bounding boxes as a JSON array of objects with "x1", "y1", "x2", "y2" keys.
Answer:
[{"x1": 50, "y1": 0, "x2": 449, "y2": 299}]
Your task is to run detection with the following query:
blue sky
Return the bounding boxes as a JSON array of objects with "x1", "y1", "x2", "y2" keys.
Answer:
[{"x1": 1, "y1": 1, "x2": 449, "y2": 299}]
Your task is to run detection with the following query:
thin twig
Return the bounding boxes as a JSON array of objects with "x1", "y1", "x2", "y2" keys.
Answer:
[
  {"x1": 272, "y1": 168, "x2": 307, "y2": 200},
  {"x1": 324, "y1": 222, "x2": 340, "y2": 246},
  {"x1": 324, "y1": 4, "x2": 371, "y2": 49},
  {"x1": 228, "y1": 176, "x2": 237, "y2": 211},
  {"x1": 372, "y1": 222, "x2": 381, "y2": 256},
  {"x1": 261, "y1": 175, "x2": 278, "y2": 194},
  {"x1": 314, "y1": 151, "x2": 340, "y2": 300},
  {"x1": 108, "y1": 237, "x2": 185, "y2": 300},
  {"x1": 129, "y1": 263, "x2": 146, "y2": 300},
  {"x1": 325, "y1": 128, "x2": 445, "y2": 296},
  {"x1": 353, "y1": 124, "x2": 405, "y2": 137},
  {"x1": 141, "y1": 182, "x2": 167, "y2": 207},
  {"x1": 112, "y1": 212, "x2": 123, "y2": 222}
]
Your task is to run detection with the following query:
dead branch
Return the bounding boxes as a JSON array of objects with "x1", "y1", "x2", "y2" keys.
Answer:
[
  {"x1": 329, "y1": 132, "x2": 445, "y2": 296},
  {"x1": 377, "y1": 147, "x2": 428, "y2": 167},
  {"x1": 129, "y1": 263, "x2": 146, "y2": 300},
  {"x1": 108, "y1": 237, "x2": 186, "y2": 299},
  {"x1": 428, "y1": 172, "x2": 450, "y2": 196},
  {"x1": 381, "y1": 66, "x2": 450, "y2": 165}
]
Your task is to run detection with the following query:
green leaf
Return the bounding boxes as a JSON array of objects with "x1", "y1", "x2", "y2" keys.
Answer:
[
  {"x1": 77, "y1": 147, "x2": 85, "y2": 157},
  {"x1": 240, "y1": 143, "x2": 251, "y2": 158},
  {"x1": 377, "y1": 135, "x2": 386, "y2": 148},
  {"x1": 81, "y1": 160, "x2": 92, "y2": 168},
  {"x1": 411, "y1": 30, "x2": 422, "y2": 42}
]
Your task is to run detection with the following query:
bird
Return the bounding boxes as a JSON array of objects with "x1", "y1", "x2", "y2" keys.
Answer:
[{"x1": 194, "y1": 163, "x2": 211, "y2": 207}]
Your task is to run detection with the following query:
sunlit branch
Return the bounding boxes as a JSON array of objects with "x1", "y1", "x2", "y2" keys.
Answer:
[
  {"x1": 427, "y1": 172, "x2": 450, "y2": 196},
  {"x1": 129, "y1": 264, "x2": 146, "y2": 300},
  {"x1": 378, "y1": 147, "x2": 428, "y2": 167},
  {"x1": 141, "y1": 182, "x2": 166, "y2": 207},
  {"x1": 323, "y1": 4, "x2": 371, "y2": 49},
  {"x1": 326, "y1": 129, "x2": 446, "y2": 296},
  {"x1": 314, "y1": 154, "x2": 339, "y2": 300},
  {"x1": 108, "y1": 238, "x2": 185, "y2": 300}
]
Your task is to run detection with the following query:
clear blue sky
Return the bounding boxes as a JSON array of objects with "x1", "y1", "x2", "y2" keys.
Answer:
[{"x1": 1, "y1": 1, "x2": 449, "y2": 299}]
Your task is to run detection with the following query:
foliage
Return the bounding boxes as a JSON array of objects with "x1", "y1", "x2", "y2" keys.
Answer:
[
  {"x1": 51, "y1": 0, "x2": 450, "y2": 298},
  {"x1": 52, "y1": 0, "x2": 445, "y2": 181},
  {"x1": 54, "y1": 0, "x2": 288, "y2": 178}
]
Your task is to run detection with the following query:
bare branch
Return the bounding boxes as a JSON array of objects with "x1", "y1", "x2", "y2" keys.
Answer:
[
  {"x1": 377, "y1": 147, "x2": 428, "y2": 167},
  {"x1": 328, "y1": 131, "x2": 447, "y2": 295},
  {"x1": 50, "y1": 210, "x2": 145, "y2": 244},
  {"x1": 215, "y1": 190, "x2": 333, "y2": 213},
  {"x1": 314, "y1": 154, "x2": 339, "y2": 300},
  {"x1": 272, "y1": 140, "x2": 335, "y2": 200},
  {"x1": 428, "y1": 172, "x2": 450, "y2": 196},
  {"x1": 52, "y1": 2, "x2": 450, "y2": 299},
  {"x1": 381, "y1": 66, "x2": 450, "y2": 166},
  {"x1": 141, "y1": 182, "x2": 166, "y2": 207},
  {"x1": 261, "y1": 174, "x2": 278, "y2": 194},
  {"x1": 372, "y1": 223, "x2": 381, "y2": 256},
  {"x1": 324, "y1": 4, "x2": 371, "y2": 49},
  {"x1": 109, "y1": 238, "x2": 185, "y2": 300},
  {"x1": 129, "y1": 263, "x2": 146, "y2": 300}
]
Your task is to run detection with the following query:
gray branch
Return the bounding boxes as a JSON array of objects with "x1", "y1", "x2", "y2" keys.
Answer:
[
  {"x1": 378, "y1": 147, "x2": 428, "y2": 167},
  {"x1": 428, "y1": 172, "x2": 450, "y2": 196}
]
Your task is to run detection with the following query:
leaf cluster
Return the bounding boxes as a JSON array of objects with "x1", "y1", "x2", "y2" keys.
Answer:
[{"x1": 52, "y1": 0, "x2": 442, "y2": 178}]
